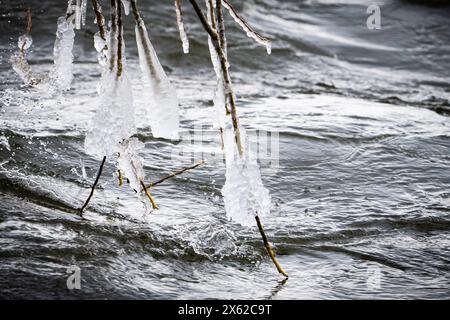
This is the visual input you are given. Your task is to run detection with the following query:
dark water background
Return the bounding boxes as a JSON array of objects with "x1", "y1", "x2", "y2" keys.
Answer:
[{"x1": 0, "y1": 0, "x2": 449, "y2": 299}]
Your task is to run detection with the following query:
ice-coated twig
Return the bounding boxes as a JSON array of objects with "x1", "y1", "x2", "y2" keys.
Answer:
[
  {"x1": 81, "y1": 0, "x2": 88, "y2": 26},
  {"x1": 10, "y1": 8, "x2": 43, "y2": 86},
  {"x1": 255, "y1": 215, "x2": 289, "y2": 278},
  {"x1": 221, "y1": 0, "x2": 271, "y2": 54},
  {"x1": 189, "y1": 0, "x2": 243, "y2": 156},
  {"x1": 131, "y1": 0, "x2": 180, "y2": 139},
  {"x1": 79, "y1": 156, "x2": 106, "y2": 216},
  {"x1": 175, "y1": 0, "x2": 190, "y2": 54},
  {"x1": 145, "y1": 160, "x2": 205, "y2": 189},
  {"x1": 91, "y1": 0, "x2": 107, "y2": 41}
]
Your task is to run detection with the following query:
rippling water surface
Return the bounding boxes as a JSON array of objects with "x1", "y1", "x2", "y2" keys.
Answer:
[{"x1": 0, "y1": 0, "x2": 449, "y2": 299}]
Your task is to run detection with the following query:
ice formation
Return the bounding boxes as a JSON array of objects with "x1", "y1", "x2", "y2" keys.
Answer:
[
  {"x1": 9, "y1": 12, "x2": 42, "y2": 87},
  {"x1": 117, "y1": 138, "x2": 145, "y2": 193},
  {"x1": 81, "y1": 0, "x2": 88, "y2": 26},
  {"x1": 221, "y1": 126, "x2": 271, "y2": 226},
  {"x1": 84, "y1": 71, "x2": 136, "y2": 159},
  {"x1": 134, "y1": 15, "x2": 180, "y2": 139},
  {"x1": 175, "y1": 0, "x2": 189, "y2": 54},
  {"x1": 121, "y1": 0, "x2": 131, "y2": 16},
  {"x1": 204, "y1": 1, "x2": 272, "y2": 226},
  {"x1": 85, "y1": 5, "x2": 136, "y2": 159},
  {"x1": 222, "y1": 0, "x2": 271, "y2": 54},
  {"x1": 52, "y1": 16, "x2": 75, "y2": 90}
]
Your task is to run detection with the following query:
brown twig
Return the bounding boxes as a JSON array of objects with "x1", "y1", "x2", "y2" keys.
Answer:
[
  {"x1": 140, "y1": 180, "x2": 159, "y2": 210},
  {"x1": 91, "y1": 0, "x2": 107, "y2": 41},
  {"x1": 255, "y1": 215, "x2": 288, "y2": 278},
  {"x1": 109, "y1": 0, "x2": 118, "y2": 72},
  {"x1": 79, "y1": 156, "x2": 107, "y2": 216},
  {"x1": 25, "y1": 7, "x2": 32, "y2": 35},
  {"x1": 146, "y1": 161, "x2": 205, "y2": 189},
  {"x1": 117, "y1": 0, "x2": 123, "y2": 78}
]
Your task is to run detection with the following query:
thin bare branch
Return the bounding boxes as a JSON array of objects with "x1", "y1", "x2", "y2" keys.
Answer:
[
  {"x1": 91, "y1": 0, "x2": 107, "y2": 41},
  {"x1": 146, "y1": 160, "x2": 205, "y2": 189},
  {"x1": 255, "y1": 215, "x2": 289, "y2": 278},
  {"x1": 79, "y1": 156, "x2": 107, "y2": 216}
]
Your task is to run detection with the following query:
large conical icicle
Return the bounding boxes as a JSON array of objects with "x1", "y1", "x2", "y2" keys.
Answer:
[
  {"x1": 221, "y1": 0, "x2": 271, "y2": 54},
  {"x1": 131, "y1": 0, "x2": 180, "y2": 139},
  {"x1": 175, "y1": 0, "x2": 189, "y2": 54}
]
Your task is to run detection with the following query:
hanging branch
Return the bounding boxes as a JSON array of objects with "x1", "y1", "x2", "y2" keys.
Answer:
[
  {"x1": 189, "y1": 0, "x2": 243, "y2": 156},
  {"x1": 189, "y1": 0, "x2": 287, "y2": 278},
  {"x1": 79, "y1": 156, "x2": 107, "y2": 216}
]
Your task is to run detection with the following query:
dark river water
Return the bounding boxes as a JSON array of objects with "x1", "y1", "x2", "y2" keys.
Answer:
[{"x1": 0, "y1": 0, "x2": 449, "y2": 299}]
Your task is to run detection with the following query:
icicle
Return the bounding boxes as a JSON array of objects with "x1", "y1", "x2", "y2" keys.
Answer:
[
  {"x1": 74, "y1": 0, "x2": 82, "y2": 29},
  {"x1": 221, "y1": 125, "x2": 271, "y2": 226},
  {"x1": 221, "y1": 0, "x2": 271, "y2": 54},
  {"x1": 131, "y1": 0, "x2": 180, "y2": 139},
  {"x1": 81, "y1": 0, "x2": 88, "y2": 26},
  {"x1": 121, "y1": 0, "x2": 131, "y2": 16},
  {"x1": 175, "y1": 0, "x2": 189, "y2": 54},
  {"x1": 52, "y1": 16, "x2": 75, "y2": 90}
]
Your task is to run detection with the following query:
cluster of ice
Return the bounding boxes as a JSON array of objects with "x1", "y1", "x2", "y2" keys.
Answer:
[
  {"x1": 175, "y1": 0, "x2": 189, "y2": 54},
  {"x1": 121, "y1": 0, "x2": 131, "y2": 16},
  {"x1": 10, "y1": 33, "x2": 42, "y2": 86},
  {"x1": 52, "y1": 16, "x2": 75, "y2": 90},
  {"x1": 134, "y1": 19, "x2": 180, "y2": 139},
  {"x1": 117, "y1": 138, "x2": 145, "y2": 193},
  {"x1": 94, "y1": 31, "x2": 109, "y2": 68},
  {"x1": 221, "y1": 125, "x2": 271, "y2": 226},
  {"x1": 85, "y1": 70, "x2": 136, "y2": 159},
  {"x1": 222, "y1": 0, "x2": 271, "y2": 54},
  {"x1": 18, "y1": 34, "x2": 32, "y2": 51}
]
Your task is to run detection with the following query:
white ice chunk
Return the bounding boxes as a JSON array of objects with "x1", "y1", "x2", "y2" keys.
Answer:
[
  {"x1": 84, "y1": 71, "x2": 136, "y2": 159},
  {"x1": 135, "y1": 21, "x2": 180, "y2": 139},
  {"x1": 221, "y1": 126, "x2": 271, "y2": 226},
  {"x1": 121, "y1": 0, "x2": 131, "y2": 16},
  {"x1": 175, "y1": 0, "x2": 189, "y2": 54},
  {"x1": 117, "y1": 138, "x2": 145, "y2": 193},
  {"x1": 18, "y1": 34, "x2": 32, "y2": 51},
  {"x1": 52, "y1": 16, "x2": 75, "y2": 90}
]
